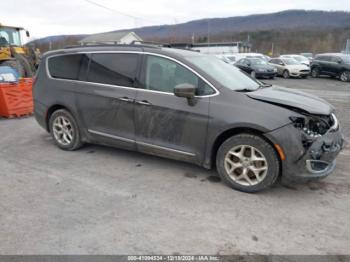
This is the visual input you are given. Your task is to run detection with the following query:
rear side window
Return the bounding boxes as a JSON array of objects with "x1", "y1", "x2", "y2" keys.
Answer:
[
  {"x1": 87, "y1": 53, "x2": 139, "y2": 87},
  {"x1": 316, "y1": 56, "x2": 330, "y2": 62},
  {"x1": 48, "y1": 54, "x2": 89, "y2": 80}
]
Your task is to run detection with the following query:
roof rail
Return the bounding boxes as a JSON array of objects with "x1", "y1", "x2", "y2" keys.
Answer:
[
  {"x1": 63, "y1": 41, "x2": 200, "y2": 51},
  {"x1": 63, "y1": 43, "x2": 163, "y2": 49},
  {"x1": 130, "y1": 40, "x2": 171, "y2": 47}
]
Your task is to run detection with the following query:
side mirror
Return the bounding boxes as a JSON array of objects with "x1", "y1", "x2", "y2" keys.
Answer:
[
  {"x1": 26, "y1": 31, "x2": 30, "y2": 37},
  {"x1": 247, "y1": 63, "x2": 251, "y2": 67},
  {"x1": 337, "y1": 60, "x2": 342, "y2": 64},
  {"x1": 279, "y1": 62, "x2": 285, "y2": 66},
  {"x1": 174, "y1": 83, "x2": 197, "y2": 106}
]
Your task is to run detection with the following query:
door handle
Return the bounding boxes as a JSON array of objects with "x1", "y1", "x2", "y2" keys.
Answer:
[
  {"x1": 117, "y1": 97, "x2": 134, "y2": 103},
  {"x1": 135, "y1": 100, "x2": 152, "y2": 106}
]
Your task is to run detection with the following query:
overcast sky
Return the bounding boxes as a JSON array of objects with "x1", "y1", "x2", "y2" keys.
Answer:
[{"x1": 1, "y1": 0, "x2": 350, "y2": 40}]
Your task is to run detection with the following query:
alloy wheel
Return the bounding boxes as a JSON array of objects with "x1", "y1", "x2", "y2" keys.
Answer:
[
  {"x1": 224, "y1": 145, "x2": 268, "y2": 186},
  {"x1": 340, "y1": 71, "x2": 349, "y2": 82},
  {"x1": 52, "y1": 116, "x2": 74, "y2": 146}
]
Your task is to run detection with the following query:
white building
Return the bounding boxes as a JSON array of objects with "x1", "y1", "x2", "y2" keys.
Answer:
[{"x1": 79, "y1": 31, "x2": 142, "y2": 45}]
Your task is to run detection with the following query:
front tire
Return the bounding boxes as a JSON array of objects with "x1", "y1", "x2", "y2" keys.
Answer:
[
  {"x1": 340, "y1": 71, "x2": 350, "y2": 82},
  {"x1": 311, "y1": 67, "x2": 319, "y2": 78},
  {"x1": 49, "y1": 109, "x2": 83, "y2": 151},
  {"x1": 216, "y1": 134, "x2": 280, "y2": 193}
]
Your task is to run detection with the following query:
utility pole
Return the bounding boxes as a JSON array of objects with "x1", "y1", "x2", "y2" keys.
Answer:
[
  {"x1": 271, "y1": 43, "x2": 274, "y2": 56},
  {"x1": 207, "y1": 19, "x2": 210, "y2": 47},
  {"x1": 345, "y1": 39, "x2": 350, "y2": 54}
]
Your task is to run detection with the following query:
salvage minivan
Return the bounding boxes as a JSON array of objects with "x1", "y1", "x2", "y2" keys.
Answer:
[{"x1": 33, "y1": 45, "x2": 344, "y2": 192}]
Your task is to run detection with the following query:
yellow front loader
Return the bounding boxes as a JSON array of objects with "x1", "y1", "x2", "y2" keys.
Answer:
[{"x1": 0, "y1": 23, "x2": 40, "y2": 77}]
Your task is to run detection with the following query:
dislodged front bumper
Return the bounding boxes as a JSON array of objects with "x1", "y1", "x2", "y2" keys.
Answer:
[{"x1": 265, "y1": 122, "x2": 344, "y2": 182}]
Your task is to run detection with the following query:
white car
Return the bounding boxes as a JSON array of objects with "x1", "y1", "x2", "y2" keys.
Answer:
[
  {"x1": 269, "y1": 58, "x2": 310, "y2": 78},
  {"x1": 280, "y1": 54, "x2": 310, "y2": 67}
]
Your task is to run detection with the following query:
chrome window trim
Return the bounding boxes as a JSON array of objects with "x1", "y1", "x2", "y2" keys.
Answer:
[
  {"x1": 87, "y1": 129, "x2": 196, "y2": 157},
  {"x1": 45, "y1": 51, "x2": 220, "y2": 98}
]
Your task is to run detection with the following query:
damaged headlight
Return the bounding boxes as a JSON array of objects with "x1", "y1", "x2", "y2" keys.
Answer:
[{"x1": 290, "y1": 113, "x2": 338, "y2": 138}]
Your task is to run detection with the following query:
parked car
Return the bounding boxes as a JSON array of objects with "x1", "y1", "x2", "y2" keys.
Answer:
[
  {"x1": 235, "y1": 57, "x2": 277, "y2": 79},
  {"x1": 33, "y1": 45, "x2": 344, "y2": 193},
  {"x1": 280, "y1": 54, "x2": 310, "y2": 66},
  {"x1": 269, "y1": 57, "x2": 310, "y2": 78},
  {"x1": 311, "y1": 53, "x2": 350, "y2": 82},
  {"x1": 225, "y1": 53, "x2": 268, "y2": 63}
]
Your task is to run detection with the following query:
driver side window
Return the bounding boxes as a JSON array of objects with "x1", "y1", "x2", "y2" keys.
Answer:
[{"x1": 143, "y1": 55, "x2": 214, "y2": 96}]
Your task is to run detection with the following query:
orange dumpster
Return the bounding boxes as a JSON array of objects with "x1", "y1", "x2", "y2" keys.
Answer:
[{"x1": 0, "y1": 78, "x2": 33, "y2": 118}]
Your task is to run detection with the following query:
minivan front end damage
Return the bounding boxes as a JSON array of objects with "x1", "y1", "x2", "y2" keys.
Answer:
[{"x1": 265, "y1": 112, "x2": 344, "y2": 182}]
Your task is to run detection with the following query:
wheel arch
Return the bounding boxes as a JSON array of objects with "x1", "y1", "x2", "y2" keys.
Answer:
[
  {"x1": 46, "y1": 104, "x2": 74, "y2": 132},
  {"x1": 209, "y1": 126, "x2": 282, "y2": 171}
]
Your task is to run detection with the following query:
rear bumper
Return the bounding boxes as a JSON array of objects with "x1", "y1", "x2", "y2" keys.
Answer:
[{"x1": 265, "y1": 123, "x2": 344, "y2": 183}]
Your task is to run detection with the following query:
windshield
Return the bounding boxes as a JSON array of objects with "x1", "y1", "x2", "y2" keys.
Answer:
[
  {"x1": 283, "y1": 58, "x2": 300, "y2": 65},
  {"x1": 249, "y1": 58, "x2": 267, "y2": 65},
  {"x1": 0, "y1": 27, "x2": 22, "y2": 46},
  {"x1": 188, "y1": 56, "x2": 260, "y2": 91}
]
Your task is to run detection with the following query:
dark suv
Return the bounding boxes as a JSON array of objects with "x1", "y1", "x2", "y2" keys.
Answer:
[
  {"x1": 311, "y1": 53, "x2": 350, "y2": 82},
  {"x1": 33, "y1": 45, "x2": 344, "y2": 192}
]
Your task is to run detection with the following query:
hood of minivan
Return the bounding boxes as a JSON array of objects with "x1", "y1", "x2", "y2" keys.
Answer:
[{"x1": 247, "y1": 86, "x2": 334, "y2": 115}]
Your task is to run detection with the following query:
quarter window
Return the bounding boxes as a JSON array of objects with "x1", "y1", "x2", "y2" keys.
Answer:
[
  {"x1": 87, "y1": 53, "x2": 139, "y2": 87},
  {"x1": 48, "y1": 54, "x2": 89, "y2": 80},
  {"x1": 142, "y1": 55, "x2": 214, "y2": 96}
]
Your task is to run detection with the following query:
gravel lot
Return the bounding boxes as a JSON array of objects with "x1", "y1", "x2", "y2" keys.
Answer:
[{"x1": 0, "y1": 76, "x2": 349, "y2": 255}]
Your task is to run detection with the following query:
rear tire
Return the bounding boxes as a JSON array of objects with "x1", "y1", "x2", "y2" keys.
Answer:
[
  {"x1": 14, "y1": 53, "x2": 34, "y2": 77},
  {"x1": 340, "y1": 71, "x2": 350, "y2": 82},
  {"x1": 49, "y1": 109, "x2": 83, "y2": 151},
  {"x1": 251, "y1": 71, "x2": 256, "y2": 78},
  {"x1": 216, "y1": 133, "x2": 280, "y2": 193},
  {"x1": 311, "y1": 67, "x2": 319, "y2": 78},
  {"x1": 283, "y1": 70, "x2": 290, "y2": 79}
]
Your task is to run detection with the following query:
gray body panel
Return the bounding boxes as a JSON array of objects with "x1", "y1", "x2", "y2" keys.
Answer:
[{"x1": 33, "y1": 45, "x2": 344, "y2": 181}]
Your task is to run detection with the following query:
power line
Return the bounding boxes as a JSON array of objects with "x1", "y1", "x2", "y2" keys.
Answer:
[{"x1": 83, "y1": 0, "x2": 163, "y2": 24}]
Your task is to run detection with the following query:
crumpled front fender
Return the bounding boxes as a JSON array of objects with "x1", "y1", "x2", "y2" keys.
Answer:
[{"x1": 265, "y1": 123, "x2": 344, "y2": 183}]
